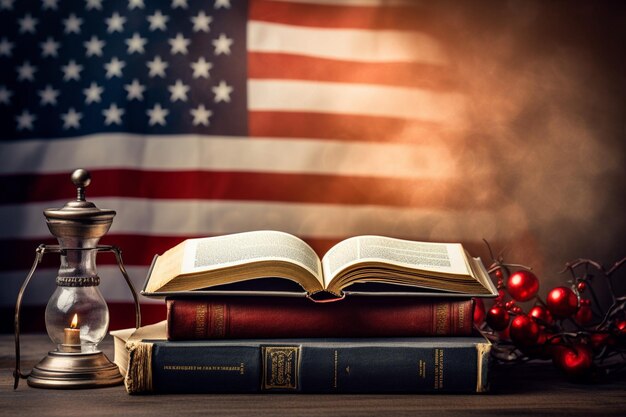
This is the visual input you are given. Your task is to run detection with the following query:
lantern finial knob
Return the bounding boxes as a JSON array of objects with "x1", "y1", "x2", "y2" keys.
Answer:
[{"x1": 71, "y1": 169, "x2": 91, "y2": 201}]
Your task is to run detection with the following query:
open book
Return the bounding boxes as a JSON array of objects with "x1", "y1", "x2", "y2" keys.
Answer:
[{"x1": 142, "y1": 231, "x2": 497, "y2": 299}]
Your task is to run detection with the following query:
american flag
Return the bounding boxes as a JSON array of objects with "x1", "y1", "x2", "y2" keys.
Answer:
[{"x1": 0, "y1": 0, "x2": 536, "y2": 329}]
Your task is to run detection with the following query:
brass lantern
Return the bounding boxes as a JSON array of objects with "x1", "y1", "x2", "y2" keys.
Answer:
[{"x1": 14, "y1": 169, "x2": 141, "y2": 389}]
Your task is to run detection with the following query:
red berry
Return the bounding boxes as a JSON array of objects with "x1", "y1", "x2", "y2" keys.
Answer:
[
  {"x1": 486, "y1": 305, "x2": 510, "y2": 331},
  {"x1": 577, "y1": 282, "x2": 586, "y2": 292},
  {"x1": 552, "y1": 343, "x2": 593, "y2": 377},
  {"x1": 510, "y1": 315, "x2": 540, "y2": 346},
  {"x1": 614, "y1": 320, "x2": 626, "y2": 337},
  {"x1": 574, "y1": 304, "x2": 593, "y2": 325},
  {"x1": 512, "y1": 306, "x2": 523, "y2": 314},
  {"x1": 546, "y1": 286, "x2": 579, "y2": 317},
  {"x1": 590, "y1": 333, "x2": 612, "y2": 352},
  {"x1": 473, "y1": 298, "x2": 486, "y2": 326},
  {"x1": 529, "y1": 305, "x2": 553, "y2": 325},
  {"x1": 505, "y1": 300, "x2": 515, "y2": 310},
  {"x1": 495, "y1": 269, "x2": 503, "y2": 279},
  {"x1": 507, "y1": 270, "x2": 539, "y2": 302}
]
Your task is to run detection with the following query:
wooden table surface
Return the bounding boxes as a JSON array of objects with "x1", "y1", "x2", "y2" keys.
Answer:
[{"x1": 1, "y1": 334, "x2": 625, "y2": 417}]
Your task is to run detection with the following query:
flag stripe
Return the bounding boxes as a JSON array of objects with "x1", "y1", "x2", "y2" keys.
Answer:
[
  {"x1": 271, "y1": 0, "x2": 412, "y2": 6},
  {"x1": 251, "y1": 0, "x2": 430, "y2": 31},
  {"x1": 0, "y1": 235, "x2": 339, "y2": 272},
  {"x1": 248, "y1": 52, "x2": 459, "y2": 90},
  {"x1": 1, "y1": 170, "x2": 493, "y2": 208},
  {"x1": 2, "y1": 303, "x2": 167, "y2": 333},
  {"x1": 248, "y1": 111, "x2": 463, "y2": 143},
  {"x1": 0, "y1": 134, "x2": 455, "y2": 178},
  {"x1": 0, "y1": 198, "x2": 528, "y2": 240},
  {"x1": 247, "y1": 20, "x2": 447, "y2": 64},
  {"x1": 2, "y1": 234, "x2": 518, "y2": 274},
  {"x1": 248, "y1": 80, "x2": 467, "y2": 123},
  {"x1": 0, "y1": 266, "x2": 155, "y2": 305}
]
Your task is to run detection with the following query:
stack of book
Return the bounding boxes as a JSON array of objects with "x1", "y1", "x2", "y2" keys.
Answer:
[{"x1": 112, "y1": 231, "x2": 497, "y2": 394}]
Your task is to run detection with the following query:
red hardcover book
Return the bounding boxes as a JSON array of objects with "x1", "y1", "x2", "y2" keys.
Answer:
[{"x1": 166, "y1": 297, "x2": 475, "y2": 340}]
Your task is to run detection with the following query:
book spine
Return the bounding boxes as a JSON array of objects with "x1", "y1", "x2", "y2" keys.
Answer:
[
  {"x1": 126, "y1": 339, "x2": 490, "y2": 394},
  {"x1": 167, "y1": 297, "x2": 474, "y2": 339}
]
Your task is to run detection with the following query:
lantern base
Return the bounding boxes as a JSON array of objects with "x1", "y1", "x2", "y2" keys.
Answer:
[{"x1": 27, "y1": 350, "x2": 124, "y2": 389}]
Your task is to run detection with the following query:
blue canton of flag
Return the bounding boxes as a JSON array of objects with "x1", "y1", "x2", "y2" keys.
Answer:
[{"x1": 0, "y1": 0, "x2": 248, "y2": 138}]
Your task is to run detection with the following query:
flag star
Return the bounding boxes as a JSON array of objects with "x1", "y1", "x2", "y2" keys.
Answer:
[
  {"x1": 190, "y1": 104, "x2": 212, "y2": 126},
  {"x1": 0, "y1": 86, "x2": 13, "y2": 105},
  {"x1": 40, "y1": 37, "x2": 60, "y2": 58},
  {"x1": 214, "y1": 0, "x2": 230, "y2": 9},
  {"x1": 62, "y1": 60, "x2": 83, "y2": 81},
  {"x1": 124, "y1": 79, "x2": 145, "y2": 101},
  {"x1": 190, "y1": 57, "x2": 212, "y2": 79},
  {"x1": 106, "y1": 12, "x2": 126, "y2": 33},
  {"x1": 168, "y1": 79, "x2": 190, "y2": 102},
  {"x1": 83, "y1": 82, "x2": 103, "y2": 104},
  {"x1": 146, "y1": 103, "x2": 168, "y2": 126},
  {"x1": 169, "y1": 33, "x2": 190, "y2": 55},
  {"x1": 0, "y1": 38, "x2": 14, "y2": 57},
  {"x1": 147, "y1": 10, "x2": 168, "y2": 31},
  {"x1": 16, "y1": 110, "x2": 36, "y2": 131},
  {"x1": 42, "y1": 0, "x2": 59, "y2": 10},
  {"x1": 102, "y1": 103, "x2": 125, "y2": 125},
  {"x1": 212, "y1": 80, "x2": 233, "y2": 103},
  {"x1": 18, "y1": 14, "x2": 38, "y2": 34},
  {"x1": 212, "y1": 33, "x2": 232, "y2": 55},
  {"x1": 191, "y1": 11, "x2": 212, "y2": 33},
  {"x1": 61, "y1": 108, "x2": 82, "y2": 130},
  {"x1": 146, "y1": 55, "x2": 168, "y2": 78},
  {"x1": 128, "y1": 0, "x2": 144, "y2": 9},
  {"x1": 17, "y1": 61, "x2": 37, "y2": 82},
  {"x1": 171, "y1": 0, "x2": 187, "y2": 9},
  {"x1": 105, "y1": 57, "x2": 125, "y2": 78},
  {"x1": 85, "y1": 0, "x2": 103, "y2": 10},
  {"x1": 38, "y1": 85, "x2": 59, "y2": 106},
  {"x1": 126, "y1": 33, "x2": 147, "y2": 54},
  {"x1": 63, "y1": 14, "x2": 83, "y2": 34},
  {"x1": 0, "y1": 0, "x2": 14, "y2": 10},
  {"x1": 84, "y1": 36, "x2": 105, "y2": 57}
]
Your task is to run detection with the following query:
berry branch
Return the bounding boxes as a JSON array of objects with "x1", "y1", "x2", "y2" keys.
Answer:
[{"x1": 475, "y1": 246, "x2": 626, "y2": 380}]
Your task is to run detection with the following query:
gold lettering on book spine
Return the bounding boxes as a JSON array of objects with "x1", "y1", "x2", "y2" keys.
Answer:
[
  {"x1": 262, "y1": 346, "x2": 299, "y2": 390},
  {"x1": 211, "y1": 303, "x2": 225, "y2": 337},
  {"x1": 162, "y1": 364, "x2": 245, "y2": 374},
  {"x1": 194, "y1": 304, "x2": 207, "y2": 338},
  {"x1": 434, "y1": 302, "x2": 448, "y2": 335},
  {"x1": 457, "y1": 302, "x2": 466, "y2": 330},
  {"x1": 433, "y1": 348, "x2": 444, "y2": 389}
]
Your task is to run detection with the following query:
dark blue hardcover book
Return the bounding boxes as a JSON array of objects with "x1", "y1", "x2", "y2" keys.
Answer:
[{"x1": 116, "y1": 322, "x2": 490, "y2": 394}]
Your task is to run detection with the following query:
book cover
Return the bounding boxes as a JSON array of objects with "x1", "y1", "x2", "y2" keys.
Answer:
[
  {"x1": 166, "y1": 297, "x2": 475, "y2": 339},
  {"x1": 115, "y1": 322, "x2": 491, "y2": 394}
]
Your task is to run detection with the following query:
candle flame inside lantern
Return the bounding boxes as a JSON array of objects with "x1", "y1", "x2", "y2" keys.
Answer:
[{"x1": 70, "y1": 313, "x2": 78, "y2": 329}]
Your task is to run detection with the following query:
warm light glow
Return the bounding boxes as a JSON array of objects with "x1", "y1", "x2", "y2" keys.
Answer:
[{"x1": 70, "y1": 313, "x2": 78, "y2": 329}]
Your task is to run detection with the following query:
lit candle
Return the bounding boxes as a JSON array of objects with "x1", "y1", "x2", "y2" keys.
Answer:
[{"x1": 63, "y1": 314, "x2": 81, "y2": 352}]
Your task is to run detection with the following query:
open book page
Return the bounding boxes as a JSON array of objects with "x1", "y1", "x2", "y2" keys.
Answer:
[
  {"x1": 182, "y1": 230, "x2": 324, "y2": 286},
  {"x1": 320, "y1": 236, "x2": 471, "y2": 289}
]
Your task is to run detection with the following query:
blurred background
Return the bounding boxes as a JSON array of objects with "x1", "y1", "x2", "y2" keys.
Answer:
[{"x1": 1, "y1": 0, "x2": 624, "y2": 331}]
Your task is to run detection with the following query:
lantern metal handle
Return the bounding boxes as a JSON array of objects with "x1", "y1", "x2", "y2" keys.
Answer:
[{"x1": 13, "y1": 244, "x2": 142, "y2": 389}]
